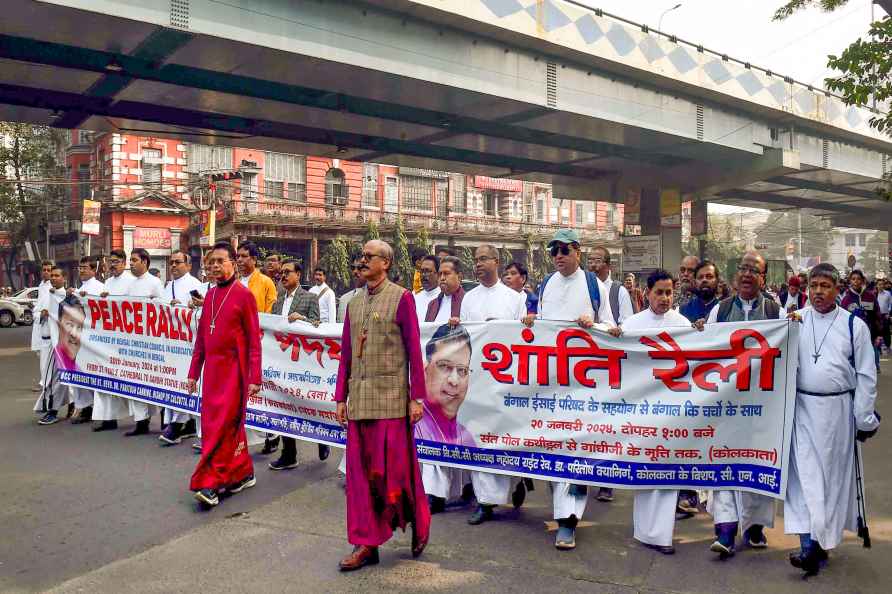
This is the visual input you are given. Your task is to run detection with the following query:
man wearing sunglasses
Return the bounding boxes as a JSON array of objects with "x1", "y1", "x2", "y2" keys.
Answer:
[
  {"x1": 522, "y1": 229, "x2": 617, "y2": 550},
  {"x1": 460, "y1": 244, "x2": 529, "y2": 527},
  {"x1": 699, "y1": 251, "x2": 781, "y2": 559}
]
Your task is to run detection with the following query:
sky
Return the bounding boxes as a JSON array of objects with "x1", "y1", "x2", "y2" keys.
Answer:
[{"x1": 576, "y1": 1, "x2": 883, "y2": 214}]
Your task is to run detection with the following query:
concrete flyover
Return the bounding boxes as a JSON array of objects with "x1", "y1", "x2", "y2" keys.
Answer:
[{"x1": 1, "y1": 0, "x2": 890, "y2": 264}]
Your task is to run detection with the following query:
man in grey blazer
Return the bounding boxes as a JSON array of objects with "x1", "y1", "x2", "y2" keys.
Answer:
[{"x1": 267, "y1": 260, "x2": 327, "y2": 469}]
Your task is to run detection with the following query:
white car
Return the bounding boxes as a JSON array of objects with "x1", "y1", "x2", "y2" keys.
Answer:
[
  {"x1": 0, "y1": 298, "x2": 31, "y2": 328},
  {"x1": 9, "y1": 286, "x2": 39, "y2": 309}
]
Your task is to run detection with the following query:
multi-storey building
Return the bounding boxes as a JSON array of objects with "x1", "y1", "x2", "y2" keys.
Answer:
[{"x1": 52, "y1": 132, "x2": 624, "y2": 284}]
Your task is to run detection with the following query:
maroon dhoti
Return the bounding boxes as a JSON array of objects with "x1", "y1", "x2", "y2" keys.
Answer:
[{"x1": 345, "y1": 418, "x2": 430, "y2": 547}]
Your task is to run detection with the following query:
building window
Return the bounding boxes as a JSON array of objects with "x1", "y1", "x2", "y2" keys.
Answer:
[
  {"x1": 325, "y1": 168, "x2": 348, "y2": 205},
  {"x1": 264, "y1": 151, "x2": 306, "y2": 203},
  {"x1": 362, "y1": 163, "x2": 378, "y2": 208},
  {"x1": 606, "y1": 203, "x2": 616, "y2": 229},
  {"x1": 400, "y1": 175, "x2": 432, "y2": 211},
  {"x1": 535, "y1": 188, "x2": 546, "y2": 223},
  {"x1": 436, "y1": 179, "x2": 448, "y2": 217},
  {"x1": 264, "y1": 180, "x2": 284, "y2": 200},
  {"x1": 384, "y1": 176, "x2": 398, "y2": 213},
  {"x1": 858, "y1": 233, "x2": 867, "y2": 246},
  {"x1": 242, "y1": 172, "x2": 258, "y2": 200},
  {"x1": 482, "y1": 191, "x2": 498, "y2": 217},
  {"x1": 142, "y1": 148, "x2": 163, "y2": 187},
  {"x1": 78, "y1": 130, "x2": 92, "y2": 145},
  {"x1": 575, "y1": 202, "x2": 585, "y2": 226},
  {"x1": 78, "y1": 164, "x2": 90, "y2": 200},
  {"x1": 451, "y1": 174, "x2": 466, "y2": 214},
  {"x1": 845, "y1": 234, "x2": 856, "y2": 247}
]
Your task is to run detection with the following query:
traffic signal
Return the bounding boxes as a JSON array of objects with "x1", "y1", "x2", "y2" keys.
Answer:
[{"x1": 210, "y1": 171, "x2": 243, "y2": 182}]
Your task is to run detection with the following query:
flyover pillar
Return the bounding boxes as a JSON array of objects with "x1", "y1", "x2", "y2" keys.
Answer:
[{"x1": 640, "y1": 188, "x2": 682, "y2": 277}]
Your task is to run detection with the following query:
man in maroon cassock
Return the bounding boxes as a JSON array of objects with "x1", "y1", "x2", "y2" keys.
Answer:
[
  {"x1": 335, "y1": 239, "x2": 431, "y2": 571},
  {"x1": 187, "y1": 241, "x2": 262, "y2": 509}
]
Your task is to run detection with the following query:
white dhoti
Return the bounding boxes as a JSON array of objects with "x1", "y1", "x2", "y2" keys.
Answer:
[
  {"x1": 128, "y1": 399, "x2": 159, "y2": 423},
  {"x1": 422, "y1": 463, "x2": 468, "y2": 500},
  {"x1": 37, "y1": 347, "x2": 52, "y2": 388},
  {"x1": 633, "y1": 489, "x2": 678, "y2": 546},
  {"x1": 246, "y1": 428, "x2": 266, "y2": 447},
  {"x1": 552, "y1": 482, "x2": 587, "y2": 521},
  {"x1": 92, "y1": 391, "x2": 128, "y2": 421},
  {"x1": 784, "y1": 392, "x2": 859, "y2": 550},
  {"x1": 71, "y1": 387, "x2": 94, "y2": 410},
  {"x1": 707, "y1": 489, "x2": 775, "y2": 531},
  {"x1": 337, "y1": 451, "x2": 347, "y2": 475},
  {"x1": 471, "y1": 471, "x2": 517, "y2": 506}
]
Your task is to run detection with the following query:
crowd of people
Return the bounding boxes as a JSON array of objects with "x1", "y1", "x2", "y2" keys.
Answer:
[{"x1": 28, "y1": 231, "x2": 884, "y2": 578}]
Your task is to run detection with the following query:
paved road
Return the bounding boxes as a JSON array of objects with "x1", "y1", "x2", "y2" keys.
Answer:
[{"x1": 1, "y1": 324, "x2": 889, "y2": 593}]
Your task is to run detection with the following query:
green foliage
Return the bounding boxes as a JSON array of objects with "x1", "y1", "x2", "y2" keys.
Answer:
[
  {"x1": 859, "y1": 231, "x2": 891, "y2": 275},
  {"x1": 773, "y1": 0, "x2": 849, "y2": 21},
  {"x1": 392, "y1": 216, "x2": 413, "y2": 287},
  {"x1": 459, "y1": 246, "x2": 475, "y2": 279},
  {"x1": 499, "y1": 245, "x2": 513, "y2": 271},
  {"x1": 363, "y1": 219, "x2": 380, "y2": 243},
  {"x1": 415, "y1": 225, "x2": 432, "y2": 256},
  {"x1": 317, "y1": 236, "x2": 352, "y2": 294}
]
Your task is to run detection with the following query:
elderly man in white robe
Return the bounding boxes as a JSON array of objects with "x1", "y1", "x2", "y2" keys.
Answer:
[
  {"x1": 92, "y1": 249, "x2": 134, "y2": 431},
  {"x1": 620, "y1": 269, "x2": 691, "y2": 555},
  {"x1": 30, "y1": 260, "x2": 54, "y2": 393},
  {"x1": 159, "y1": 250, "x2": 205, "y2": 445},
  {"x1": 522, "y1": 229, "x2": 616, "y2": 550},
  {"x1": 785, "y1": 263, "x2": 880, "y2": 577},
  {"x1": 460, "y1": 244, "x2": 528, "y2": 526}
]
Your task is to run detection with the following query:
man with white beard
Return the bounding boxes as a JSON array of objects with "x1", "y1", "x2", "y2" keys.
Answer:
[
  {"x1": 68, "y1": 257, "x2": 105, "y2": 424},
  {"x1": 522, "y1": 229, "x2": 617, "y2": 550},
  {"x1": 123, "y1": 248, "x2": 164, "y2": 436},
  {"x1": 619, "y1": 269, "x2": 690, "y2": 555},
  {"x1": 159, "y1": 250, "x2": 204, "y2": 445},
  {"x1": 93, "y1": 249, "x2": 134, "y2": 431},
  {"x1": 784, "y1": 263, "x2": 879, "y2": 577},
  {"x1": 459, "y1": 245, "x2": 527, "y2": 526}
]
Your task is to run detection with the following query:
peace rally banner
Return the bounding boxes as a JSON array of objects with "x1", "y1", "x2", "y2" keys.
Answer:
[{"x1": 52, "y1": 295, "x2": 799, "y2": 497}]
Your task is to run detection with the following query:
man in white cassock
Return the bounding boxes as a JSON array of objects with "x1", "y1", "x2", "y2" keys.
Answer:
[
  {"x1": 68, "y1": 256, "x2": 105, "y2": 424},
  {"x1": 785, "y1": 263, "x2": 880, "y2": 577},
  {"x1": 92, "y1": 249, "x2": 134, "y2": 431},
  {"x1": 33, "y1": 266, "x2": 69, "y2": 425},
  {"x1": 620, "y1": 269, "x2": 690, "y2": 555},
  {"x1": 414, "y1": 255, "x2": 441, "y2": 322},
  {"x1": 699, "y1": 251, "x2": 781, "y2": 558},
  {"x1": 459, "y1": 245, "x2": 528, "y2": 526},
  {"x1": 159, "y1": 250, "x2": 205, "y2": 445},
  {"x1": 30, "y1": 260, "x2": 54, "y2": 393},
  {"x1": 522, "y1": 229, "x2": 616, "y2": 550},
  {"x1": 122, "y1": 248, "x2": 164, "y2": 436}
]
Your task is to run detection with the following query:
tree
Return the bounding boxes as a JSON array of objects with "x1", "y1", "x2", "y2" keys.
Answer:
[
  {"x1": 363, "y1": 219, "x2": 380, "y2": 244},
  {"x1": 0, "y1": 123, "x2": 67, "y2": 288},
  {"x1": 415, "y1": 225, "x2": 432, "y2": 256},
  {"x1": 859, "y1": 230, "x2": 890, "y2": 276},
  {"x1": 317, "y1": 236, "x2": 352, "y2": 294},
  {"x1": 499, "y1": 244, "x2": 513, "y2": 271},
  {"x1": 752, "y1": 211, "x2": 834, "y2": 269},
  {"x1": 459, "y1": 246, "x2": 475, "y2": 280},
  {"x1": 775, "y1": 2, "x2": 892, "y2": 142},
  {"x1": 391, "y1": 216, "x2": 413, "y2": 288}
]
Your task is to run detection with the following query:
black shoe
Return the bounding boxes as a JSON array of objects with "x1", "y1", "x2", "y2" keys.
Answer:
[
  {"x1": 318, "y1": 444, "x2": 331, "y2": 461},
  {"x1": 468, "y1": 504, "x2": 495, "y2": 525},
  {"x1": 643, "y1": 542, "x2": 675, "y2": 555},
  {"x1": 66, "y1": 403, "x2": 75, "y2": 418},
  {"x1": 789, "y1": 548, "x2": 825, "y2": 576},
  {"x1": 596, "y1": 487, "x2": 614, "y2": 502},
  {"x1": 38, "y1": 411, "x2": 59, "y2": 425},
  {"x1": 744, "y1": 525, "x2": 768, "y2": 548},
  {"x1": 92, "y1": 420, "x2": 118, "y2": 432},
  {"x1": 124, "y1": 419, "x2": 150, "y2": 437},
  {"x1": 461, "y1": 482, "x2": 475, "y2": 503},
  {"x1": 159, "y1": 422, "x2": 184, "y2": 446},
  {"x1": 512, "y1": 481, "x2": 527, "y2": 509},
  {"x1": 71, "y1": 406, "x2": 92, "y2": 424},
  {"x1": 180, "y1": 419, "x2": 198, "y2": 439},
  {"x1": 428, "y1": 495, "x2": 446, "y2": 514},
  {"x1": 195, "y1": 488, "x2": 219, "y2": 508},
  {"x1": 261, "y1": 436, "x2": 280, "y2": 455},
  {"x1": 268, "y1": 457, "x2": 299, "y2": 471},
  {"x1": 228, "y1": 474, "x2": 257, "y2": 494}
]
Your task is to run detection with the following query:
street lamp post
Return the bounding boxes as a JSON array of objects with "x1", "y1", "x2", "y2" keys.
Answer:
[{"x1": 658, "y1": 3, "x2": 682, "y2": 32}]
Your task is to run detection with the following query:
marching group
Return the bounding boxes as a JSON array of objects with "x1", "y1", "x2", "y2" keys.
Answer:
[{"x1": 29, "y1": 229, "x2": 882, "y2": 577}]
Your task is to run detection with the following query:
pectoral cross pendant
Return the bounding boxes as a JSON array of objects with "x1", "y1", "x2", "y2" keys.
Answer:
[
  {"x1": 357, "y1": 329, "x2": 367, "y2": 359},
  {"x1": 812, "y1": 353, "x2": 820, "y2": 364},
  {"x1": 210, "y1": 323, "x2": 215, "y2": 334}
]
